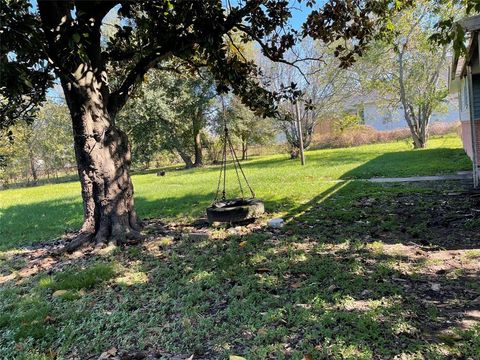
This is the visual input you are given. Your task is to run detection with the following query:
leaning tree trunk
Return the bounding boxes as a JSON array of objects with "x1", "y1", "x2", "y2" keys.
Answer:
[
  {"x1": 61, "y1": 78, "x2": 141, "y2": 251},
  {"x1": 177, "y1": 148, "x2": 194, "y2": 169}
]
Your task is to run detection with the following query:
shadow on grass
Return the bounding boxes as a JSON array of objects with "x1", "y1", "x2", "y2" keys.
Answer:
[
  {"x1": 338, "y1": 148, "x2": 471, "y2": 179},
  {"x1": 133, "y1": 177, "x2": 479, "y2": 357},
  {"x1": 1, "y1": 169, "x2": 479, "y2": 358},
  {"x1": 0, "y1": 146, "x2": 473, "y2": 252},
  {"x1": 116, "y1": 191, "x2": 479, "y2": 359},
  {"x1": 0, "y1": 192, "x2": 216, "y2": 251}
]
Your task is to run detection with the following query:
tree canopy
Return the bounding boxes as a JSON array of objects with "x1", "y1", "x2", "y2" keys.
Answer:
[
  {"x1": 2, "y1": 0, "x2": 476, "y2": 133},
  {"x1": 1, "y1": 0, "x2": 478, "y2": 249}
]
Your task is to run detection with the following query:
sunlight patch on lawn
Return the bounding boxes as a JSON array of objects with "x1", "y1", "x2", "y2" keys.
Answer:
[{"x1": 116, "y1": 271, "x2": 149, "y2": 286}]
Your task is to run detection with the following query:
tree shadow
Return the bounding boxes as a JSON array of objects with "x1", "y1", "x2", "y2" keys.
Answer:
[
  {"x1": 0, "y1": 192, "x2": 217, "y2": 251},
  {"x1": 237, "y1": 147, "x2": 470, "y2": 179},
  {"x1": 1, "y1": 175, "x2": 479, "y2": 358},
  {"x1": 338, "y1": 148, "x2": 471, "y2": 179},
  {"x1": 127, "y1": 196, "x2": 479, "y2": 358}
]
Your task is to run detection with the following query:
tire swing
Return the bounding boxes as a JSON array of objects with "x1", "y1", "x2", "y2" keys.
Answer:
[{"x1": 206, "y1": 122, "x2": 264, "y2": 224}]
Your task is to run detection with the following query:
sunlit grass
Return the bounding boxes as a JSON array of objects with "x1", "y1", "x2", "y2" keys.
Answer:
[
  {"x1": 0, "y1": 134, "x2": 470, "y2": 249},
  {"x1": 0, "y1": 169, "x2": 478, "y2": 358}
]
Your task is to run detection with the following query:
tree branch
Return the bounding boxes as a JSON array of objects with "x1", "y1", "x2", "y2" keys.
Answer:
[
  {"x1": 237, "y1": 24, "x2": 320, "y2": 84},
  {"x1": 108, "y1": 51, "x2": 172, "y2": 118}
]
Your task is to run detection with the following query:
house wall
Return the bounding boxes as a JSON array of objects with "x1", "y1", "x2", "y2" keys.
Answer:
[
  {"x1": 473, "y1": 74, "x2": 480, "y2": 118},
  {"x1": 459, "y1": 72, "x2": 480, "y2": 165},
  {"x1": 459, "y1": 77, "x2": 470, "y2": 122},
  {"x1": 460, "y1": 120, "x2": 480, "y2": 165}
]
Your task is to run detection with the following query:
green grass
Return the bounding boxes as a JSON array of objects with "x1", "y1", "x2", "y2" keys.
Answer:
[
  {"x1": 0, "y1": 180, "x2": 478, "y2": 358},
  {"x1": 38, "y1": 262, "x2": 117, "y2": 291},
  {"x1": 0, "y1": 134, "x2": 470, "y2": 250},
  {"x1": 0, "y1": 133, "x2": 479, "y2": 359}
]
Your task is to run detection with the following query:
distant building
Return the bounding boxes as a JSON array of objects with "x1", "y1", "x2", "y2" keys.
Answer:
[
  {"x1": 345, "y1": 92, "x2": 459, "y2": 132},
  {"x1": 450, "y1": 15, "x2": 480, "y2": 187}
]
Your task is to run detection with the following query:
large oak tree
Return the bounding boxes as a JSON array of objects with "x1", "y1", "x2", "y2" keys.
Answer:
[{"x1": 1, "y1": 0, "x2": 475, "y2": 250}]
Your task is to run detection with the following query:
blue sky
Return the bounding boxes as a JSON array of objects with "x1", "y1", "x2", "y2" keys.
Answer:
[
  {"x1": 36, "y1": 0, "x2": 319, "y2": 99},
  {"x1": 30, "y1": 0, "x2": 315, "y2": 29}
]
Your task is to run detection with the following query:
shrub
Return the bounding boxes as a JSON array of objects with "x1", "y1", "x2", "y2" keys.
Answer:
[{"x1": 311, "y1": 121, "x2": 460, "y2": 149}]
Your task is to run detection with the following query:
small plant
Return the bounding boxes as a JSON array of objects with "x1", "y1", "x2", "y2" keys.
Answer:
[
  {"x1": 333, "y1": 113, "x2": 362, "y2": 134},
  {"x1": 464, "y1": 218, "x2": 480, "y2": 230},
  {"x1": 39, "y1": 262, "x2": 116, "y2": 291}
]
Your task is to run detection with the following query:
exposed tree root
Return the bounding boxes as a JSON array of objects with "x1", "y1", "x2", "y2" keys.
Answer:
[
  {"x1": 65, "y1": 231, "x2": 95, "y2": 253},
  {"x1": 64, "y1": 223, "x2": 144, "y2": 253}
]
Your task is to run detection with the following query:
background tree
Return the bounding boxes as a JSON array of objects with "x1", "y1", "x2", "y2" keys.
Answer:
[
  {"x1": 215, "y1": 96, "x2": 277, "y2": 160},
  {"x1": 33, "y1": 102, "x2": 76, "y2": 178},
  {"x1": 355, "y1": 1, "x2": 458, "y2": 148},
  {"x1": 2, "y1": 0, "x2": 473, "y2": 249},
  {"x1": 0, "y1": 101, "x2": 74, "y2": 186},
  {"x1": 118, "y1": 70, "x2": 215, "y2": 169},
  {"x1": 262, "y1": 40, "x2": 356, "y2": 158},
  {"x1": 0, "y1": 0, "x2": 53, "y2": 133}
]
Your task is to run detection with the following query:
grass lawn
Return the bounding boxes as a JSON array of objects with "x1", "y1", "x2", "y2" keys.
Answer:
[
  {"x1": 0, "y1": 133, "x2": 479, "y2": 359},
  {"x1": 0, "y1": 134, "x2": 471, "y2": 250}
]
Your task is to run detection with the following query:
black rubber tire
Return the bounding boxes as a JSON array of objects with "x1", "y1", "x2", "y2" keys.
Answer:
[{"x1": 206, "y1": 198, "x2": 264, "y2": 224}]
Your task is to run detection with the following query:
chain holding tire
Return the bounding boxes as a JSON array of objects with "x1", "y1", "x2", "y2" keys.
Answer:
[{"x1": 213, "y1": 121, "x2": 255, "y2": 204}]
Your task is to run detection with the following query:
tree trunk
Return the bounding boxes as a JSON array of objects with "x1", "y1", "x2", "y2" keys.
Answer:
[
  {"x1": 290, "y1": 147, "x2": 299, "y2": 159},
  {"x1": 411, "y1": 133, "x2": 426, "y2": 149},
  {"x1": 61, "y1": 78, "x2": 141, "y2": 251},
  {"x1": 193, "y1": 131, "x2": 203, "y2": 167},
  {"x1": 411, "y1": 120, "x2": 428, "y2": 149},
  {"x1": 177, "y1": 149, "x2": 194, "y2": 168},
  {"x1": 241, "y1": 140, "x2": 248, "y2": 161},
  {"x1": 192, "y1": 113, "x2": 203, "y2": 167},
  {"x1": 28, "y1": 149, "x2": 38, "y2": 185}
]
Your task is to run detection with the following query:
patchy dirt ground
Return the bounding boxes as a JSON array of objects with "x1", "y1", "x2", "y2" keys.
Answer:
[{"x1": 0, "y1": 181, "x2": 479, "y2": 359}]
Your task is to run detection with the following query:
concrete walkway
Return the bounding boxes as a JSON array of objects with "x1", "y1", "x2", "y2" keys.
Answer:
[{"x1": 368, "y1": 171, "x2": 473, "y2": 183}]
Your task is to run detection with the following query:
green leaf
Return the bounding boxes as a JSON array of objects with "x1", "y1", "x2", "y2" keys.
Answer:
[{"x1": 72, "y1": 33, "x2": 81, "y2": 43}]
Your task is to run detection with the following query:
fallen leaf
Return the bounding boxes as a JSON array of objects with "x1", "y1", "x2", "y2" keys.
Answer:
[
  {"x1": 256, "y1": 268, "x2": 271, "y2": 273},
  {"x1": 239, "y1": 241, "x2": 247, "y2": 247},
  {"x1": 44, "y1": 315, "x2": 55, "y2": 324},
  {"x1": 258, "y1": 327, "x2": 268, "y2": 335},
  {"x1": 431, "y1": 283, "x2": 441, "y2": 291},
  {"x1": 302, "y1": 354, "x2": 314, "y2": 360},
  {"x1": 327, "y1": 284, "x2": 339, "y2": 292},
  {"x1": 229, "y1": 356, "x2": 246, "y2": 360},
  {"x1": 98, "y1": 347, "x2": 118, "y2": 359},
  {"x1": 290, "y1": 281, "x2": 302, "y2": 289},
  {"x1": 52, "y1": 290, "x2": 68, "y2": 298}
]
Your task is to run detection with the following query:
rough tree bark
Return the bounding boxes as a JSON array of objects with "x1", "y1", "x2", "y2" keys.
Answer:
[
  {"x1": 61, "y1": 76, "x2": 142, "y2": 250},
  {"x1": 38, "y1": 1, "x2": 142, "y2": 251}
]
